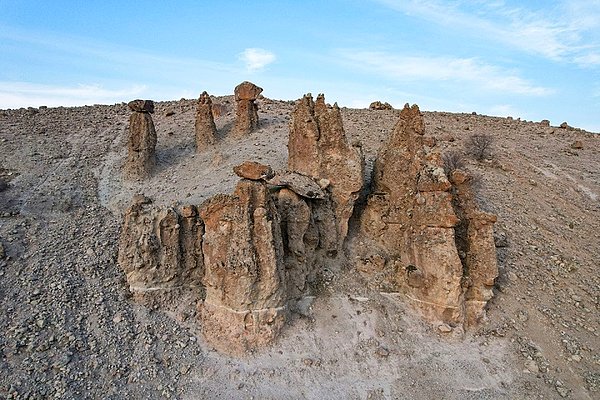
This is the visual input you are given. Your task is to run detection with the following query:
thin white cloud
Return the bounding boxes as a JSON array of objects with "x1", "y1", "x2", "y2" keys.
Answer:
[
  {"x1": 0, "y1": 82, "x2": 147, "y2": 108},
  {"x1": 337, "y1": 50, "x2": 553, "y2": 96},
  {"x1": 239, "y1": 48, "x2": 276, "y2": 72},
  {"x1": 575, "y1": 53, "x2": 600, "y2": 67},
  {"x1": 374, "y1": 0, "x2": 600, "y2": 66},
  {"x1": 487, "y1": 104, "x2": 521, "y2": 118}
]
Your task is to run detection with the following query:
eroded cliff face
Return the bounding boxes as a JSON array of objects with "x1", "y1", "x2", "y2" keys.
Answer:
[
  {"x1": 117, "y1": 195, "x2": 204, "y2": 307},
  {"x1": 359, "y1": 104, "x2": 498, "y2": 328}
]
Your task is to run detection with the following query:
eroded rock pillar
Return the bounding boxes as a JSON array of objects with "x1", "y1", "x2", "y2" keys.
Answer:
[
  {"x1": 198, "y1": 179, "x2": 287, "y2": 353},
  {"x1": 233, "y1": 81, "x2": 263, "y2": 137},
  {"x1": 195, "y1": 91, "x2": 218, "y2": 151},
  {"x1": 124, "y1": 100, "x2": 157, "y2": 180}
]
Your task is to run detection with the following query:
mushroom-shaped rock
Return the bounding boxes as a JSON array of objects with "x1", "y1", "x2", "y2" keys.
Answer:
[
  {"x1": 233, "y1": 81, "x2": 263, "y2": 136},
  {"x1": 123, "y1": 100, "x2": 157, "y2": 180}
]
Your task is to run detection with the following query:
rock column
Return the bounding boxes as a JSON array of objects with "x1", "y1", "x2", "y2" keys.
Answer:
[
  {"x1": 233, "y1": 81, "x2": 263, "y2": 137},
  {"x1": 287, "y1": 93, "x2": 364, "y2": 244},
  {"x1": 194, "y1": 91, "x2": 217, "y2": 151},
  {"x1": 124, "y1": 100, "x2": 157, "y2": 180}
]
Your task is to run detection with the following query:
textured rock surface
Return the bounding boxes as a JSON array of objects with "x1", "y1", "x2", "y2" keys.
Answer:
[
  {"x1": 117, "y1": 196, "x2": 204, "y2": 306},
  {"x1": 288, "y1": 94, "x2": 364, "y2": 242},
  {"x1": 233, "y1": 81, "x2": 263, "y2": 136},
  {"x1": 198, "y1": 179, "x2": 287, "y2": 353},
  {"x1": 128, "y1": 99, "x2": 155, "y2": 114},
  {"x1": 268, "y1": 171, "x2": 326, "y2": 199},
  {"x1": 233, "y1": 161, "x2": 274, "y2": 181},
  {"x1": 123, "y1": 100, "x2": 157, "y2": 180},
  {"x1": 449, "y1": 170, "x2": 498, "y2": 326},
  {"x1": 194, "y1": 91, "x2": 217, "y2": 151},
  {"x1": 369, "y1": 101, "x2": 393, "y2": 110},
  {"x1": 360, "y1": 103, "x2": 497, "y2": 327}
]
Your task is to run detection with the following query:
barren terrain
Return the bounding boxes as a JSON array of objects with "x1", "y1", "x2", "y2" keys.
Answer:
[{"x1": 0, "y1": 95, "x2": 598, "y2": 399}]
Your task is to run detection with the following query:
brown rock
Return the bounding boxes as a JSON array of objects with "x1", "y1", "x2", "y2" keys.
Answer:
[
  {"x1": 123, "y1": 105, "x2": 157, "y2": 180},
  {"x1": 198, "y1": 179, "x2": 287, "y2": 353},
  {"x1": 117, "y1": 201, "x2": 204, "y2": 307},
  {"x1": 268, "y1": 171, "x2": 326, "y2": 199},
  {"x1": 233, "y1": 161, "x2": 274, "y2": 181},
  {"x1": 450, "y1": 170, "x2": 498, "y2": 326},
  {"x1": 560, "y1": 122, "x2": 570, "y2": 129},
  {"x1": 539, "y1": 119, "x2": 550, "y2": 127},
  {"x1": 369, "y1": 101, "x2": 393, "y2": 110},
  {"x1": 233, "y1": 81, "x2": 263, "y2": 136},
  {"x1": 211, "y1": 103, "x2": 227, "y2": 119},
  {"x1": 195, "y1": 91, "x2": 217, "y2": 151},
  {"x1": 287, "y1": 93, "x2": 364, "y2": 242},
  {"x1": 127, "y1": 99, "x2": 155, "y2": 113},
  {"x1": 360, "y1": 103, "x2": 497, "y2": 327},
  {"x1": 570, "y1": 140, "x2": 583, "y2": 149}
]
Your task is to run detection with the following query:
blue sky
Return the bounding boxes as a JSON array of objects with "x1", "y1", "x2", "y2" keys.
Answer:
[{"x1": 1, "y1": 0, "x2": 599, "y2": 132}]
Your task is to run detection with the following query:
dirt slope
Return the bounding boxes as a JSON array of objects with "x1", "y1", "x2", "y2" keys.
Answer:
[{"x1": 0, "y1": 97, "x2": 598, "y2": 399}]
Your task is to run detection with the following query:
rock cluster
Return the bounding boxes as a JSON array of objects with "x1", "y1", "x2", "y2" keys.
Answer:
[
  {"x1": 123, "y1": 100, "x2": 157, "y2": 180},
  {"x1": 369, "y1": 101, "x2": 393, "y2": 110},
  {"x1": 233, "y1": 81, "x2": 263, "y2": 137},
  {"x1": 119, "y1": 160, "x2": 343, "y2": 353},
  {"x1": 118, "y1": 98, "x2": 498, "y2": 353},
  {"x1": 194, "y1": 91, "x2": 218, "y2": 151},
  {"x1": 288, "y1": 93, "x2": 364, "y2": 242},
  {"x1": 359, "y1": 104, "x2": 498, "y2": 327}
]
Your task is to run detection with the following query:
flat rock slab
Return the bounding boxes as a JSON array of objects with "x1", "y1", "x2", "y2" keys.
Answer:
[{"x1": 268, "y1": 172, "x2": 326, "y2": 199}]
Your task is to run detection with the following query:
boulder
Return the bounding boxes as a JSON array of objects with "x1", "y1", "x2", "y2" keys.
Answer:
[
  {"x1": 571, "y1": 140, "x2": 583, "y2": 150},
  {"x1": 127, "y1": 99, "x2": 155, "y2": 113},
  {"x1": 233, "y1": 161, "x2": 274, "y2": 181},
  {"x1": 268, "y1": 171, "x2": 326, "y2": 199}
]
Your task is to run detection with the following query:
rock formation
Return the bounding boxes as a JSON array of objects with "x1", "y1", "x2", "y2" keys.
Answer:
[
  {"x1": 449, "y1": 170, "x2": 498, "y2": 326},
  {"x1": 117, "y1": 195, "x2": 204, "y2": 307},
  {"x1": 117, "y1": 98, "x2": 499, "y2": 353},
  {"x1": 194, "y1": 91, "x2": 218, "y2": 151},
  {"x1": 198, "y1": 178, "x2": 287, "y2": 353},
  {"x1": 288, "y1": 93, "x2": 364, "y2": 243},
  {"x1": 360, "y1": 104, "x2": 498, "y2": 327},
  {"x1": 124, "y1": 100, "x2": 157, "y2": 180},
  {"x1": 233, "y1": 81, "x2": 263, "y2": 136},
  {"x1": 118, "y1": 160, "x2": 344, "y2": 353},
  {"x1": 369, "y1": 101, "x2": 393, "y2": 110},
  {"x1": 233, "y1": 161, "x2": 274, "y2": 181}
]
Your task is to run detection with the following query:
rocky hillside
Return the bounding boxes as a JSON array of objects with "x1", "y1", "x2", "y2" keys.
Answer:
[{"x1": 0, "y1": 93, "x2": 598, "y2": 399}]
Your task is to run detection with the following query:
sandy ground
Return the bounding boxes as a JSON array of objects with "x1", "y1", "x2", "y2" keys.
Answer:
[{"x1": 0, "y1": 95, "x2": 598, "y2": 399}]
